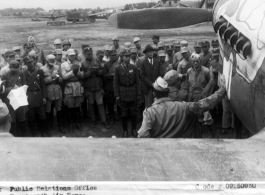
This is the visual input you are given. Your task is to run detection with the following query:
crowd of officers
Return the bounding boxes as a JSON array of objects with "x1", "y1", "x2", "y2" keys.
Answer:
[{"x1": 0, "y1": 34, "x2": 229, "y2": 138}]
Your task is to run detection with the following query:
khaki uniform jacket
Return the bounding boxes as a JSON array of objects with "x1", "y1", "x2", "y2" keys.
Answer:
[
  {"x1": 61, "y1": 60, "x2": 84, "y2": 97},
  {"x1": 138, "y1": 87, "x2": 226, "y2": 138},
  {"x1": 114, "y1": 63, "x2": 141, "y2": 102},
  {"x1": 41, "y1": 64, "x2": 62, "y2": 100},
  {"x1": 187, "y1": 66, "x2": 210, "y2": 95}
]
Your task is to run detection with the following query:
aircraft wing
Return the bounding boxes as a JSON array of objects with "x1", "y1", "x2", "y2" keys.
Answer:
[{"x1": 0, "y1": 129, "x2": 265, "y2": 181}]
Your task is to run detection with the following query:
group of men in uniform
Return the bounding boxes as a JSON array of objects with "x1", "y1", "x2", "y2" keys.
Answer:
[{"x1": 0, "y1": 34, "x2": 229, "y2": 138}]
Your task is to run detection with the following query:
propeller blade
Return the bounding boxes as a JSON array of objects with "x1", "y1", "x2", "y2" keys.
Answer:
[{"x1": 109, "y1": 7, "x2": 212, "y2": 29}]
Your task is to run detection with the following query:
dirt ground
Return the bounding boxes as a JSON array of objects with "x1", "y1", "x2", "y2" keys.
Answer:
[{"x1": 0, "y1": 17, "x2": 244, "y2": 139}]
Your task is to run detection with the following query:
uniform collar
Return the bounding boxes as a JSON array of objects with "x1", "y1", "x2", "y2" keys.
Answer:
[{"x1": 153, "y1": 97, "x2": 172, "y2": 105}]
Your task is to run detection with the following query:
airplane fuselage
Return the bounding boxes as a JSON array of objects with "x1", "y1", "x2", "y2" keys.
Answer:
[{"x1": 213, "y1": 0, "x2": 265, "y2": 134}]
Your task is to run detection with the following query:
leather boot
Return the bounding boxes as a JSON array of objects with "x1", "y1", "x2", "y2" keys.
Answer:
[
  {"x1": 98, "y1": 104, "x2": 110, "y2": 129},
  {"x1": 88, "y1": 103, "x2": 96, "y2": 128},
  {"x1": 57, "y1": 111, "x2": 67, "y2": 134},
  {"x1": 131, "y1": 115, "x2": 137, "y2": 137},
  {"x1": 19, "y1": 121, "x2": 28, "y2": 137},
  {"x1": 28, "y1": 121, "x2": 36, "y2": 137},
  {"x1": 10, "y1": 123, "x2": 16, "y2": 137},
  {"x1": 40, "y1": 120, "x2": 50, "y2": 137},
  {"x1": 46, "y1": 112, "x2": 52, "y2": 131},
  {"x1": 122, "y1": 116, "x2": 128, "y2": 138},
  {"x1": 67, "y1": 108, "x2": 74, "y2": 133},
  {"x1": 16, "y1": 122, "x2": 23, "y2": 137},
  {"x1": 75, "y1": 107, "x2": 84, "y2": 131}
]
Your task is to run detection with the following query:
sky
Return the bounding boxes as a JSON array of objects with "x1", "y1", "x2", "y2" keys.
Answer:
[{"x1": 0, "y1": 0, "x2": 156, "y2": 10}]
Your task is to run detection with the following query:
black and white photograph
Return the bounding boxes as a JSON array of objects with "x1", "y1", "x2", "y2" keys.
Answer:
[{"x1": 0, "y1": 0, "x2": 264, "y2": 193}]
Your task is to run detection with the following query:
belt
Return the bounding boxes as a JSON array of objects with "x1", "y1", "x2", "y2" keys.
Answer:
[{"x1": 119, "y1": 83, "x2": 135, "y2": 88}]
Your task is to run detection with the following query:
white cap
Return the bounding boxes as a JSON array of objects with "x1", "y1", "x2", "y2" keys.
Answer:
[
  {"x1": 46, "y1": 54, "x2": 56, "y2": 65},
  {"x1": 67, "y1": 49, "x2": 76, "y2": 56},
  {"x1": 133, "y1": 37, "x2": 140, "y2": 43},
  {"x1": 153, "y1": 77, "x2": 169, "y2": 92},
  {"x1": 190, "y1": 53, "x2": 201, "y2": 60},
  {"x1": 54, "y1": 39, "x2": 62, "y2": 45},
  {"x1": 28, "y1": 50, "x2": 37, "y2": 57},
  {"x1": 124, "y1": 42, "x2": 132, "y2": 50}
]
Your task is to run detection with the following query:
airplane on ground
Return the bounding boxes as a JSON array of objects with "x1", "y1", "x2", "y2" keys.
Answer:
[{"x1": 34, "y1": 10, "x2": 66, "y2": 21}]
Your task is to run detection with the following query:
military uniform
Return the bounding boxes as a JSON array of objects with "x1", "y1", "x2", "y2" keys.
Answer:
[
  {"x1": 114, "y1": 53, "x2": 141, "y2": 137},
  {"x1": 2, "y1": 61, "x2": 27, "y2": 137},
  {"x1": 41, "y1": 58, "x2": 65, "y2": 134},
  {"x1": 24, "y1": 65, "x2": 48, "y2": 137},
  {"x1": 82, "y1": 55, "x2": 109, "y2": 128},
  {"x1": 61, "y1": 53, "x2": 84, "y2": 132},
  {"x1": 103, "y1": 54, "x2": 120, "y2": 122}
]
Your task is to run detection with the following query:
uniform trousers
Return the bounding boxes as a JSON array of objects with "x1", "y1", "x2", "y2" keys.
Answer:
[
  {"x1": 64, "y1": 95, "x2": 84, "y2": 108},
  {"x1": 118, "y1": 101, "x2": 137, "y2": 117},
  {"x1": 46, "y1": 98, "x2": 62, "y2": 112},
  {"x1": 28, "y1": 106, "x2": 46, "y2": 121}
]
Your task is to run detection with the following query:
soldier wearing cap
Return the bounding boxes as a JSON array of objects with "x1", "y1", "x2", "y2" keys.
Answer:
[
  {"x1": 96, "y1": 50, "x2": 105, "y2": 67},
  {"x1": 211, "y1": 40, "x2": 219, "y2": 49},
  {"x1": 124, "y1": 42, "x2": 132, "y2": 51},
  {"x1": 54, "y1": 49, "x2": 63, "y2": 66},
  {"x1": 0, "y1": 50, "x2": 15, "y2": 78},
  {"x1": 152, "y1": 35, "x2": 160, "y2": 46},
  {"x1": 133, "y1": 37, "x2": 144, "y2": 57},
  {"x1": 24, "y1": 56, "x2": 49, "y2": 137},
  {"x1": 114, "y1": 50, "x2": 141, "y2": 137},
  {"x1": 112, "y1": 36, "x2": 124, "y2": 55},
  {"x1": 172, "y1": 40, "x2": 189, "y2": 68},
  {"x1": 54, "y1": 39, "x2": 62, "y2": 49},
  {"x1": 157, "y1": 41, "x2": 165, "y2": 51},
  {"x1": 12, "y1": 46, "x2": 21, "y2": 56},
  {"x1": 130, "y1": 47, "x2": 139, "y2": 67},
  {"x1": 103, "y1": 45, "x2": 111, "y2": 63},
  {"x1": 61, "y1": 49, "x2": 84, "y2": 132},
  {"x1": 103, "y1": 49, "x2": 120, "y2": 125},
  {"x1": 78, "y1": 44, "x2": 89, "y2": 63},
  {"x1": 173, "y1": 41, "x2": 181, "y2": 53},
  {"x1": 200, "y1": 41, "x2": 212, "y2": 68},
  {"x1": 41, "y1": 54, "x2": 66, "y2": 134},
  {"x1": 164, "y1": 70, "x2": 217, "y2": 102},
  {"x1": 28, "y1": 50, "x2": 43, "y2": 69},
  {"x1": 177, "y1": 47, "x2": 192, "y2": 75},
  {"x1": 140, "y1": 44, "x2": 163, "y2": 107},
  {"x1": 138, "y1": 75, "x2": 226, "y2": 138},
  {"x1": 62, "y1": 40, "x2": 72, "y2": 62},
  {"x1": 81, "y1": 47, "x2": 110, "y2": 129},
  {"x1": 193, "y1": 41, "x2": 202, "y2": 55},
  {"x1": 2, "y1": 60, "x2": 27, "y2": 137},
  {"x1": 0, "y1": 99, "x2": 13, "y2": 137},
  {"x1": 165, "y1": 44, "x2": 174, "y2": 65},
  {"x1": 21, "y1": 43, "x2": 33, "y2": 58},
  {"x1": 158, "y1": 50, "x2": 169, "y2": 75},
  {"x1": 27, "y1": 36, "x2": 46, "y2": 65}
]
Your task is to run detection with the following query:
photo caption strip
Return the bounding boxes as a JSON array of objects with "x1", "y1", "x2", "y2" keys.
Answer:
[{"x1": 0, "y1": 183, "x2": 264, "y2": 195}]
